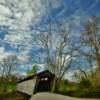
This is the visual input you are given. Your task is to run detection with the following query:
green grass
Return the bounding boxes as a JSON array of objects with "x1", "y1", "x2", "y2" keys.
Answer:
[
  {"x1": 0, "y1": 83, "x2": 16, "y2": 93},
  {"x1": 7, "y1": 83, "x2": 16, "y2": 90}
]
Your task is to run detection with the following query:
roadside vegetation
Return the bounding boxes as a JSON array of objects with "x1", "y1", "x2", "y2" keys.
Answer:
[{"x1": 55, "y1": 69, "x2": 100, "y2": 98}]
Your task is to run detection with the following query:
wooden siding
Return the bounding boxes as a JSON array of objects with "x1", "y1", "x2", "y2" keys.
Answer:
[{"x1": 17, "y1": 76, "x2": 37, "y2": 95}]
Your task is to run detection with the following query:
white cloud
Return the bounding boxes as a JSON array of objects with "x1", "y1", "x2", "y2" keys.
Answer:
[
  {"x1": 0, "y1": 0, "x2": 49, "y2": 51},
  {"x1": 0, "y1": 46, "x2": 14, "y2": 61},
  {"x1": 18, "y1": 50, "x2": 30, "y2": 62},
  {"x1": 0, "y1": 4, "x2": 11, "y2": 16},
  {"x1": 4, "y1": 33, "x2": 25, "y2": 43},
  {"x1": 0, "y1": 45, "x2": 31, "y2": 67},
  {"x1": 4, "y1": 29, "x2": 34, "y2": 47},
  {"x1": 65, "y1": 71, "x2": 74, "y2": 81},
  {"x1": 0, "y1": 0, "x2": 46, "y2": 30},
  {"x1": 33, "y1": 63, "x2": 46, "y2": 69},
  {"x1": 64, "y1": 70, "x2": 78, "y2": 82},
  {"x1": 18, "y1": 54, "x2": 30, "y2": 62}
]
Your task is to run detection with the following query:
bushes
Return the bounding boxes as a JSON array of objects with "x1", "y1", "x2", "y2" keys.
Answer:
[
  {"x1": 54, "y1": 80, "x2": 77, "y2": 95},
  {"x1": 79, "y1": 78, "x2": 91, "y2": 89},
  {"x1": 54, "y1": 79, "x2": 68, "y2": 94},
  {"x1": 57, "y1": 80, "x2": 68, "y2": 94},
  {"x1": 54, "y1": 77, "x2": 100, "y2": 98},
  {"x1": 52, "y1": 74, "x2": 100, "y2": 98},
  {"x1": 90, "y1": 74, "x2": 100, "y2": 89},
  {"x1": 75, "y1": 74, "x2": 100, "y2": 98}
]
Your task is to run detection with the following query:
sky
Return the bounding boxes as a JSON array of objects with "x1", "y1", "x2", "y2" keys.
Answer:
[{"x1": 0, "y1": 0, "x2": 100, "y2": 79}]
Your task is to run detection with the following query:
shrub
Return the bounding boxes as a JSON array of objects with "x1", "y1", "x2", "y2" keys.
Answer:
[
  {"x1": 54, "y1": 79, "x2": 68, "y2": 94},
  {"x1": 79, "y1": 78, "x2": 91, "y2": 89}
]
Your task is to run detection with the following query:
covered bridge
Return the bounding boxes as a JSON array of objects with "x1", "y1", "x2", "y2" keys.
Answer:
[{"x1": 17, "y1": 70, "x2": 55, "y2": 95}]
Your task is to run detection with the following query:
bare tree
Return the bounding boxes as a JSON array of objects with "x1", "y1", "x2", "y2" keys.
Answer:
[
  {"x1": 75, "y1": 16, "x2": 100, "y2": 75},
  {"x1": 33, "y1": 22, "x2": 74, "y2": 80},
  {"x1": 0, "y1": 54, "x2": 18, "y2": 82}
]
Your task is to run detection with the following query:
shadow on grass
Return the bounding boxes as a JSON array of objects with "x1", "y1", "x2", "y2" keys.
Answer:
[{"x1": 0, "y1": 91, "x2": 31, "y2": 100}]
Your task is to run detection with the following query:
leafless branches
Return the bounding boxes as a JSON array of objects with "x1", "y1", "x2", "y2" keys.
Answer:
[
  {"x1": 0, "y1": 54, "x2": 18, "y2": 82},
  {"x1": 33, "y1": 21, "x2": 74, "y2": 79},
  {"x1": 77, "y1": 16, "x2": 100, "y2": 73}
]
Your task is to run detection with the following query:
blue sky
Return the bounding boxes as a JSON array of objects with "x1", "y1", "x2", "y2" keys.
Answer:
[{"x1": 0, "y1": 0, "x2": 100, "y2": 77}]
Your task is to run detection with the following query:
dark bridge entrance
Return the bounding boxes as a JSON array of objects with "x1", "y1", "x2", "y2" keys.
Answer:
[{"x1": 35, "y1": 70, "x2": 55, "y2": 93}]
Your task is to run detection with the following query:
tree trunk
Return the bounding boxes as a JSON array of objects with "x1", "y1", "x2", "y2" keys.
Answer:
[{"x1": 51, "y1": 77, "x2": 56, "y2": 92}]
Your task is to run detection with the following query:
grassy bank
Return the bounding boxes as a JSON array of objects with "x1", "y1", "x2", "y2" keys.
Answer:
[{"x1": 0, "y1": 83, "x2": 16, "y2": 93}]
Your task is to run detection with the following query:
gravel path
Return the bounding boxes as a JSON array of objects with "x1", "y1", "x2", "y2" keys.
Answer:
[{"x1": 30, "y1": 92, "x2": 100, "y2": 100}]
